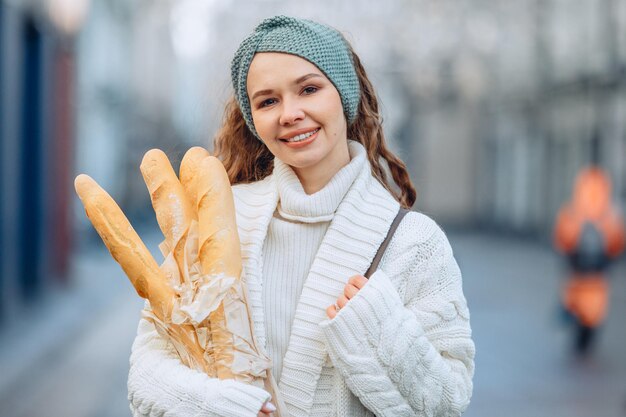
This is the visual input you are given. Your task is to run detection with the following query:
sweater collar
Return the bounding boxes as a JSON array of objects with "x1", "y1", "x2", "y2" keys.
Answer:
[
  {"x1": 232, "y1": 146, "x2": 401, "y2": 417},
  {"x1": 273, "y1": 140, "x2": 367, "y2": 223}
]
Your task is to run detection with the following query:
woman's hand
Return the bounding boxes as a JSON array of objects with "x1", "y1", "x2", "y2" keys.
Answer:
[
  {"x1": 257, "y1": 401, "x2": 276, "y2": 416},
  {"x1": 326, "y1": 275, "x2": 368, "y2": 319}
]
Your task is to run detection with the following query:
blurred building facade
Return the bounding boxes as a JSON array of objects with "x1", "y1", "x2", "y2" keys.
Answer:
[
  {"x1": 2, "y1": 0, "x2": 626, "y2": 323},
  {"x1": 1, "y1": 0, "x2": 84, "y2": 320},
  {"x1": 345, "y1": 0, "x2": 626, "y2": 233},
  {"x1": 73, "y1": 0, "x2": 626, "y2": 233}
]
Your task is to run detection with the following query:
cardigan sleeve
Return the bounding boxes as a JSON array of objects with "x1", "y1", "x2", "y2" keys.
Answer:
[
  {"x1": 319, "y1": 220, "x2": 475, "y2": 417},
  {"x1": 127, "y1": 309, "x2": 271, "y2": 417}
]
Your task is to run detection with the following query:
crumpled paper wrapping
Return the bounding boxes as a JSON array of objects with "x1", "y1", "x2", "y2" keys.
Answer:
[{"x1": 144, "y1": 219, "x2": 270, "y2": 382}]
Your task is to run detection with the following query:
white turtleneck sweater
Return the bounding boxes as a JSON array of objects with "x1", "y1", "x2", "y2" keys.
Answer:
[
  {"x1": 262, "y1": 146, "x2": 366, "y2": 382},
  {"x1": 128, "y1": 140, "x2": 474, "y2": 417}
]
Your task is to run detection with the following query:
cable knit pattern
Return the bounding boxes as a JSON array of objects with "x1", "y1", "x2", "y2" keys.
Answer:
[
  {"x1": 127, "y1": 140, "x2": 474, "y2": 416},
  {"x1": 320, "y1": 217, "x2": 474, "y2": 417}
]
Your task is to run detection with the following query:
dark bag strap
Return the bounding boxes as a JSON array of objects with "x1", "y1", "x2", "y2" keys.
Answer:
[{"x1": 364, "y1": 207, "x2": 410, "y2": 278}]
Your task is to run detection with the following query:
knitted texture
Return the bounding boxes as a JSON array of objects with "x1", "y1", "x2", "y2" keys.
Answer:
[
  {"x1": 231, "y1": 15, "x2": 360, "y2": 140},
  {"x1": 319, "y1": 225, "x2": 475, "y2": 417},
  {"x1": 127, "y1": 141, "x2": 474, "y2": 416},
  {"x1": 262, "y1": 145, "x2": 365, "y2": 382},
  {"x1": 128, "y1": 312, "x2": 271, "y2": 417},
  {"x1": 262, "y1": 213, "x2": 329, "y2": 381}
]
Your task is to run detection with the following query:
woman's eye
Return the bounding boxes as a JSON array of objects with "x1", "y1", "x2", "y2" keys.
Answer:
[
  {"x1": 259, "y1": 98, "x2": 277, "y2": 108},
  {"x1": 302, "y1": 86, "x2": 318, "y2": 95}
]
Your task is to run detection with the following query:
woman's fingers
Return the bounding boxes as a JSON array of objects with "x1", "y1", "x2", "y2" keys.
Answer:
[
  {"x1": 343, "y1": 275, "x2": 367, "y2": 300},
  {"x1": 327, "y1": 275, "x2": 368, "y2": 319},
  {"x1": 336, "y1": 295, "x2": 349, "y2": 309},
  {"x1": 344, "y1": 284, "x2": 360, "y2": 299},
  {"x1": 326, "y1": 304, "x2": 337, "y2": 319},
  {"x1": 348, "y1": 274, "x2": 368, "y2": 289},
  {"x1": 261, "y1": 402, "x2": 276, "y2": 413}
]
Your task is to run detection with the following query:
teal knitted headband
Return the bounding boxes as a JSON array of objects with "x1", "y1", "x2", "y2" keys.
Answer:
[{"x1": 231, "y1": 15, "x2": 361, "y2": 140}]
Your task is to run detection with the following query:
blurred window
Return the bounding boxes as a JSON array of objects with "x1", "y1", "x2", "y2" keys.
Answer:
[
  {"x1": 19, "y1": 18, "x2": 43, "y2": 301},
  {"x1": 0, "y1": 2, "x2": 4, "y2": 311}
]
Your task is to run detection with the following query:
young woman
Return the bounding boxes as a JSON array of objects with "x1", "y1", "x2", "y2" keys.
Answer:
[{"x1": 128, "y1": 15, "x2": 475, "y2": 417}]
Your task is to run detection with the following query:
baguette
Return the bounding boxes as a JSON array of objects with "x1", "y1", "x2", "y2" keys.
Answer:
[
  {"x1": 180, "y1": 147, "x2": 241, "y2": 379},
  {"x1": 179, "y1": 147, "x2": 208, "y2": 215},
  {"x1": 198, "y1": 154, "x2": 243, "y2": 379},
  {"x1": 74, "y1": 173, "x2": 210, "y2": 372},
  {"x1": 181, "y1": 151, "x2": 285, "y2": 411},
  {"x1": 74, "y1": 174, "x2": 174, "y2": 319},
  {"x1": 140, "y1": 149, "x2": 196, "y2": 278},
  {"x1": 77, "y1": 150, "x2": 282, "y2": 411},
  {"x1": 197, "y1": 156, "x2": 242, "y2": 279}
]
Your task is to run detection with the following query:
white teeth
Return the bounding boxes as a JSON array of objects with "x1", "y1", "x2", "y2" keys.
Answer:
[{"x1": 286, "y1": 129, "x2": 319, "y2": 142}]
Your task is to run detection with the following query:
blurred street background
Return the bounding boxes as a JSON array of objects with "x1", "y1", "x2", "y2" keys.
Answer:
[{"x1": 1, "y1": 0, "x2": 626, "y2": 416}]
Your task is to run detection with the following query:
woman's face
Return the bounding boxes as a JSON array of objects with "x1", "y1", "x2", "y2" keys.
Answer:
[{"x1": 246, "y1": 52, "x2": 348, "y2": 173}]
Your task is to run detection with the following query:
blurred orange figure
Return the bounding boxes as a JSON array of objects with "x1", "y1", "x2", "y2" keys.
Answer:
[{"x1": 554, "y1": 166, "x2": 625, "y2": 352}]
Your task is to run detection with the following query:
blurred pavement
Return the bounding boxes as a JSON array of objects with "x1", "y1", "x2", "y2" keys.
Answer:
[
  {"x1": 0, "y1": 231, "x2": 625, "y2": 417},
  {"x1": 458, "y1": 232, "x2": 626, "y2": 417},
  {"x1": 0, "y1": 233, "x2": 148, "y2": 417}
]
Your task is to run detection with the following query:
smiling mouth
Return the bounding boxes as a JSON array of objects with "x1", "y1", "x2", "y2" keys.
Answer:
[{"x1": 280, "y1": 128, "x2": 320, "y2": 143}]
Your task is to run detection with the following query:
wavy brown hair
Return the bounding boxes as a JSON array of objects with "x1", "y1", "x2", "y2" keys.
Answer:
[{"x1": 213, "y1": 44, "x2": 417, "y2": 209}]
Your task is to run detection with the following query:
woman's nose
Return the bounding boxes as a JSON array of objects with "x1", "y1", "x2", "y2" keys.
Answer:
[{"x1": 279, "y1": 98, "x2": 305, "y2": 126}]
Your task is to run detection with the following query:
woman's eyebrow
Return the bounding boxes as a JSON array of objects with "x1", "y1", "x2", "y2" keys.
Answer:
[
  {"x1": 294, "y1": 73, "x2": 322, "y2": 84},
  {"x1": 251, "y1": 73, "x2": 323, "y2": 101},
  {"x1": 251, "y1": 89, "x2": 273, "y2": 100}
]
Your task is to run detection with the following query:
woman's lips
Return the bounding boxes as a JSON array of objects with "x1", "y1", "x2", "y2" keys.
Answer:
[{"x1": 280, "y1": 128, "x2": 320, "y2": 149}]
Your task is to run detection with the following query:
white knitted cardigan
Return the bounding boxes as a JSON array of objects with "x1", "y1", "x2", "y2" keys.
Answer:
[{"x1": 128, "y1": 143, "x2": 475, "y2": 417}]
